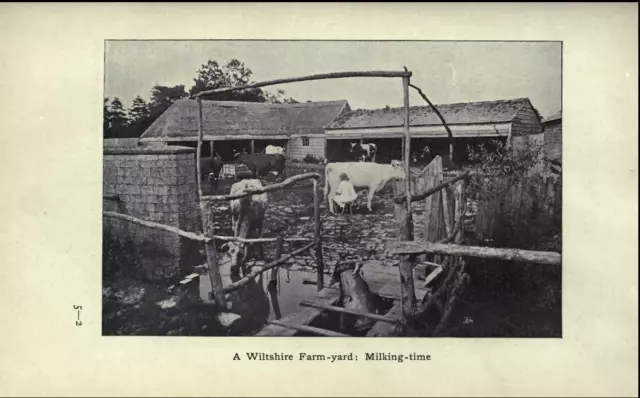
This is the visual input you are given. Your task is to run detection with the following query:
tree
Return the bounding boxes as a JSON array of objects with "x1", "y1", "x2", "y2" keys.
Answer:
[
  {"x1": 189, "y1": 59, "x2": 297, "y2": 103},
  {"x1": 128, "y1": 96, "x2": 151, "y2": 136},
  {"x1": 103, "y1": 97, "x2": 111, "y2": 136},
  {"x1": 146, "y1": 84, "x2": 189, "y2": 127},
  {"x1": 103, "y1": 97, "x2": 130, "y2": 138}
]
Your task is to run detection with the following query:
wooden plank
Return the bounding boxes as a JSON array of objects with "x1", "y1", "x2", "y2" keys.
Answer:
[
  {"x1": 366, "y1": 303, "x2": 403, "y2": 337},
  {"x1": 267, "y1": 320, "x2": 349, "y2": 337},
  {"x1": 256, "y1": 289, "x2": 341, "y2": 336},
  {"x1": 299, "y1": 302, "x2": 398, "y2": 324},
  {"x1": 386, "y1": 241, "x2": 562, "y2": 266}
]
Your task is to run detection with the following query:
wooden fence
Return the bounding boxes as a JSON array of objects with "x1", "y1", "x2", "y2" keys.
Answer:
[{"x1": 470, "y1": 173, "x2": 562, "y2": 245}]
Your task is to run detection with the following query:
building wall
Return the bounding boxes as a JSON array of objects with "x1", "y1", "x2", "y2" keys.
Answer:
[
  {"x1": 511, "y1": 103, "x2": 543, "y2": 137},
  {"x1": 287, "y1": 136, "x2": 326, "y2": 160},
  {"x1": 103, "y1": 146, "x2": 202, "y2": 284},
  {"x1": 544, "y1": 121, "x2": 562, "y2": 161}
]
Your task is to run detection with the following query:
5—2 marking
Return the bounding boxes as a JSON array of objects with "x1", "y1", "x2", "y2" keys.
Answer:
[{"x1": 74, "y1": 305, "x2": 82, "y2": 326}]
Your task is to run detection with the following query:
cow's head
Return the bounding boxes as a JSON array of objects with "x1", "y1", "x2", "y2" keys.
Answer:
[
  {"x1": 389, "y1": 163, "x2": 407, "y2": 180},
  {"x1": 350, "y1": 142, "x2": 357, "y2": 150},
  {"x1": 220, "y1": 241, "x2": 247, "y2": 273}
]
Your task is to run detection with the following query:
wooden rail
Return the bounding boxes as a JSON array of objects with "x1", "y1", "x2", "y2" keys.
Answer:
[
  {"x1": 103, "y1": 211, "x2": 211, "y2": 243},
  {"x1": 192, "y1": 70, "x2": 412, "y2": 98},
  {"x1": 394, "y1": 170, "x2": 470, "y2": 204},
  {"x1": 386, "y1": 241, "x2": 562, "y2": 266},
  {"x1": 212, "y1": 235, "x2": 311, "y2": 243},
  {"x1": 202, "y1": 173, "x2": 321, "y2": 201}
]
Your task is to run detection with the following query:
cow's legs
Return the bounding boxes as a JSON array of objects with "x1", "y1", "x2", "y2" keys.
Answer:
[{"x1": 366, "y1": 188, "x2": 376, "y2": 212}]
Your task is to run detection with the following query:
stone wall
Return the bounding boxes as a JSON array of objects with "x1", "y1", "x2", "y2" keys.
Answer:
[{"x1": 103, "y1": 145, "x2": 203, "y2": 284}]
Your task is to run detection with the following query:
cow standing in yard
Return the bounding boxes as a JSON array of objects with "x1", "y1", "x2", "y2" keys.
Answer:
[
  {"x1": 199, "y1": 155, "x2": 224, "y2": 189},
  {"x1": 350, "y1": 142, "x2": 377, "y2": 162},
  {"x1": 263, "y1": 145, "x2": 286, "y2": 155},
  {"x1": 224, "y1": 179, "x2": 269, "y2": 277},
  {"x1": 234, "y1": 153, "x2": 286, "y2": 179},
  {"x1": 324, "y1": 162, "x2": 406, "y2": 214}
]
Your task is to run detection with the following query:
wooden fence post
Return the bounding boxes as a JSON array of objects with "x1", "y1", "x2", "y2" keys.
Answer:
[
  {"x1": 196, "y1": 98, "x2": 225, "y2": 310},
  {"x1": 313, "y1": 178, "x2": 324, "y2": 291},
  {"x1": 394, "y1": 179, "x2": 416, "y2": 331}
]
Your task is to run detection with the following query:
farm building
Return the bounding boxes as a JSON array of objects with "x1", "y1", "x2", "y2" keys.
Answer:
[
  {"x1": 138, "y1": 99, "x2": 350, "y2": 161},
  {"x1": 542, "y1": 110, "x2": 562, "y2": 162},
  {"x1": 324, "y1": 97, "x2": 544, "y2": 167}
]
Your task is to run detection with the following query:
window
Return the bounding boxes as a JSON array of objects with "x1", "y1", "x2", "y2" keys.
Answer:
[{"x1": 302, "y1": 136, "x2": 310, "y2": 146}]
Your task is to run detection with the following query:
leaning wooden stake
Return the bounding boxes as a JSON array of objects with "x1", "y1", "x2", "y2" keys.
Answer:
[
  {"x1": 313, "y1": 178, "x2": 324, "y2": 291},
  {"x1": 196, "y1": 97, "x2": 225, "y2": 309}
]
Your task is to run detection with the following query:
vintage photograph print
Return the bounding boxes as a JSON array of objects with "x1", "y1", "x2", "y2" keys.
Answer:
[{"x1": 103, "y1": 40, "x2": 562, "y2": 338}]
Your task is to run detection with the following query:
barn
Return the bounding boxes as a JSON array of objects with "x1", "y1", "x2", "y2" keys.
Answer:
[
  {"x1": 542, "y1": 110, "x2": 562, "y2": 162},
  {"x1": 323, "y1": 97, "x2": 544, "y2": 167},
  {"x1": 138, "y1": 99, "x2": 350, "y2": 161}
]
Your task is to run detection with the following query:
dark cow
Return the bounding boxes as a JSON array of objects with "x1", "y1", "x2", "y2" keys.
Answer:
[
  {"x1": 234, "y1": 153, "x2": 286, "y2": 178},
  {"x1": 199, "y1": 155, "x2": 224, "y2": 189}
]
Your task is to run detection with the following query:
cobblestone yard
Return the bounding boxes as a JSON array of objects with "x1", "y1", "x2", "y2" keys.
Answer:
[{"x1": 205, "y1": 175, "x2": 428, "y2": 271}]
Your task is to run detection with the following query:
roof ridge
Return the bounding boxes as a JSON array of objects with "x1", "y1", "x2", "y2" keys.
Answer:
[
  {"x1": 176, "y1": 98, "x2": 348, "y2": 108},
  {"x1": 350, "y1": 97, "x2": 531, "y2": 112}
]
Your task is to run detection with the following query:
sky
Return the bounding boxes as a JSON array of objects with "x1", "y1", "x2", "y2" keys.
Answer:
[{"x1": 105, "y1": 40, "x2": 561, "y2": 119}]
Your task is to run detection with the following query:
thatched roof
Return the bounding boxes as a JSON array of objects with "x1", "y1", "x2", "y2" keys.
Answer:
[
  {"x1": 543, "y1": 110, "x2": 562, "y2": 124},
  {"x1": 326, "y1": 97, "x2": 535, "y2": 129},
  {"x1": 139, "y1": 99, "x2": 350, "y2": 141}
]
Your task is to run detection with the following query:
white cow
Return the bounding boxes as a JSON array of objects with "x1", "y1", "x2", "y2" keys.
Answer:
[
  {"x1": 224, "y1": 179, "x2": 269, "y2": 276},
  {"x1": 324, "y1": 162, "x2": 406, "y2": 214},
  {"x1": 264, "y1": 145, "x2": 286, "y2": 155}
]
